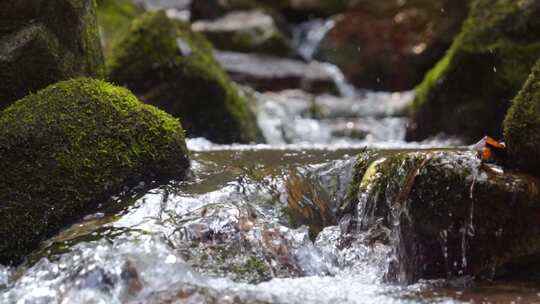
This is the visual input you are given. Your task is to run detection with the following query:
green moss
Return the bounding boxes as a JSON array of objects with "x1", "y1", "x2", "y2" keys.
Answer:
[
  {"x1": 96, "y1": 0, "x2": 143, "y2": 59},
  {"x1": 108, "y1": 11, "x2": 263, "y2": 144},
  {"x1": 0, "y1": 0, "x2": 105, "y2": 109},
  {"x1": 504, "y1": 58, "x2": 540, "y2": 176},
  {"x1": 347, "y1": 150, "x2": 540, "y2": 283},
  {"x1": 0, "y1": 78, "x2": 189, "y2": 265},
  {"x1": 408, "y1": 0, "x2": 540, "y2": 142},
  {"x1": 231, "y1": 256, "x2": 271, "y2": 283},
  {"x1": 339, "y1": 149, "x2": 380, "y2": 216}
]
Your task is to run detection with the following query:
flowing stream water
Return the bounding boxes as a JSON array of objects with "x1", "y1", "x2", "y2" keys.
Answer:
[
  {"x1": 1, "y1": 90, "x2": 538, "y2": 303},
  {"x1": 1, "y1": 10, "x2": 540, "y2": 304}
]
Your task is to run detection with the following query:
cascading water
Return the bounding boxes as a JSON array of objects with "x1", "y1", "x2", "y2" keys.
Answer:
[{"x1": 1, "y1": 3, "x2": 538, "y2": 304}]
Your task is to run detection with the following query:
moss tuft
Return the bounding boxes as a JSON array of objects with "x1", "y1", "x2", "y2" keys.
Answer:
[
  {"x1": 0, "y1": 78, "x2": 189, "y2": 265},
  {"x1": 407, "y1": 0, "x2": 540, "y2": 142},
  {"x1": 108, "y1": 11, "x2": 263, "y2": 144},
  {"x1": 504, "y1": 58, "x2": 540, "y2": 176}
]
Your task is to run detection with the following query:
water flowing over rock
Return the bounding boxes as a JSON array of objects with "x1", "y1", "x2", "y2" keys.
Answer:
[
  {"x1": 407, "y1": 0, "x2": 540, "y2": 143},
  {"x1": 253, "y1": 89, "x2": 415, "y2": 145},
  {"x1": 215, "y1": 51, "x2": 339, "y2": 95},
  {"x1": 347, "y1": 150, "x2": 540, "y2": 283},
  {"x1": 0, "y1": 0, "x2": 104, "y2": 108},
  {"x1": 314, "y1": 0, "x2": 468, "y2": 91}
]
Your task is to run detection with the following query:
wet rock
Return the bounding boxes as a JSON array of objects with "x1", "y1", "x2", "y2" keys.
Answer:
[
  {"x1": 347, "y1": 150, "x2": 540, "y2": 283},
  {"x1": 314, "y1": 0, "x2": 468, "y2": 91},
  {"x1": 0, "y1": 78, "x2": 190, "y2": 265},
  {"x1": 282, "y1": 0, "x2": 352, "y2": 21},
  {"x1": 192, "y1": 10, "x2": 292, "y2": 56},
  {"x1": 108, "y1": 11, "x2": 264, "y2": 144},
  {"x1": 504, "y1": 58, "x2": 540, "y2": 176},
  {"x1": 190, "y1": 0, "x2": 351, "y2": 22},
  {"x1": 190, "y1": 0, "x2": 287, "y2": 21},
  {"x1": 407, "y1": 0, "x2": 540, "y2": 143},
  {"x1": 0, "y1": 0, "x2": 105, "y2": 108},
  {"x1": 215, "y1": 51, "x2": 339, "y2": 94},
  {"x1": 96, "y1": 0, "x2": 143, "y2": 58}
]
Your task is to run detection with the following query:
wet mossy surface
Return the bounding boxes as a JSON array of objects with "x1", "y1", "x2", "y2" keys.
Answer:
[
  {"x1": 0, "y1": 78, "x2": 190, "y2": 265},
  {"x1": 96, "y1": 0, "x2": 143, "y2": 59},
  {"x1": 504, "y1": 58, "x2": 540, "y2": 177},
  {"x1": 407, "y1": 0, "x2": 540, "y2": 143},
  {"x1": 0, "y1": 0, "x2": 105, "y2": 108},
  {"x1": 347, "y1": 150, "x2": 540, "y2": 283},
  {"x1": 108, "y1": 11, "x2": 264, "y2": 144}
]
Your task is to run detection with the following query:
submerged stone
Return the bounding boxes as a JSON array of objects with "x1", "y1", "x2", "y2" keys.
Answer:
[
  {"x1": 0, "y1": 0, "x2": 105, "y2": 108},
  {"x1": 108, "y1": 11, "x2": 264, "y2": 144},
  {"x1": 0, "y1": 78, "x2": 190, "y2": 265},
  {"x1": 407, "y1": 0, "x2": 540, "y2": 143},
  {"x1": 347, "y1": 150, "x2": 540, "y2": 283},
  {"x1": 504, "y1": 58, "x2": 540, "y2": 176}
]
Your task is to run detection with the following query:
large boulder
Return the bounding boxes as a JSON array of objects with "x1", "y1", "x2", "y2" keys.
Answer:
[
  {"x1": 192, "y1": 10, "x2": 292, "y2": 57},
  {"x1": 0, "y1": 78, "x2": 190, "y2": 265},
  {"x1": 108, "y1": 11, "x2": 264, "y2": 144},
  {"x1": 96, "y1": 0, "x2": 143, "y2": 58},
  {"x1": 407, "y1": 0, "x2": 540, "y2": 143},
  {"x1": 314, "y1": 0, "x2": 468, "y2": 91},
  {"x1": 504, "y1": 58, "x2": 540, "y2": 176},
  {"x1": 0, "y1": 0, "x2": 105, "y2": 108},
  {"x1": 345, "y1": 150, "x2": 540, "y2": 283}
]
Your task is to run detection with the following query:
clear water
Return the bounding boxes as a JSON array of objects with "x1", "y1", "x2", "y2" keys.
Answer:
[
  {"x1": 2, "y1": 146, "x2": 538, "y2": 303},
  {"x1": 2, "y1": 4, "x2": 539, "y2": 303}
]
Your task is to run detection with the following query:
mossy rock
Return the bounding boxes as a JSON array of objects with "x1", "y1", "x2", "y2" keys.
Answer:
[
  {"x1": 0, "y1": 78, "x2": 190, "y2": 265},
  {"x1": 407, "y1": 0, "x2": 540, "y2": 143},
  {"x1": 347, "y1": 150, "x2": 540, "y2": 283},
  {"x1": 96, "y1": 0, "x2": 143, "y2": 59},
  {"x1": 108, "y1": 11, "x2": 264, "y2": 144},
  {"x1": 504, "y1": 58, "x2": 540, "y2": 176},
  {"x1": 0, "y1": 0, "x2": 105, "y2": 108}
]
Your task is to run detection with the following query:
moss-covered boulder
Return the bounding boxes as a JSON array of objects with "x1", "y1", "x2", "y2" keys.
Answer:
[
  {"x1": 0, "y1": 0, "x2": 105, "y2": 109},
  {"x1": 504, "y1": 58, "x2": 540, "y2": 176},
  {"x1": 108, "y1": 11, "x2": 263, "y2": 144},
  {"x1": 314, "y1": 0, "x2": 468, "y2": 91},
  {"x1": 96, "y1": 0, "x2": 143, "y2": 59},
  {"x1": 407, "y1": 0, "x2": 540, "y2": 143},
  {"x1": 0, "y1": 78, "x2": 190, "y2": 265},
  {"x1": 192, "y1": 10, "x2": 292, "y2": 57},
  {"x1": 346, "y1": 150, "x2": 540, "y2": 283}
]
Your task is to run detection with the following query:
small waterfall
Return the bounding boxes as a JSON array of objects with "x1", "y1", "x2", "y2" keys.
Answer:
[{"x1": 293, "y1": 19, "x2": 335, "y2": 61}]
